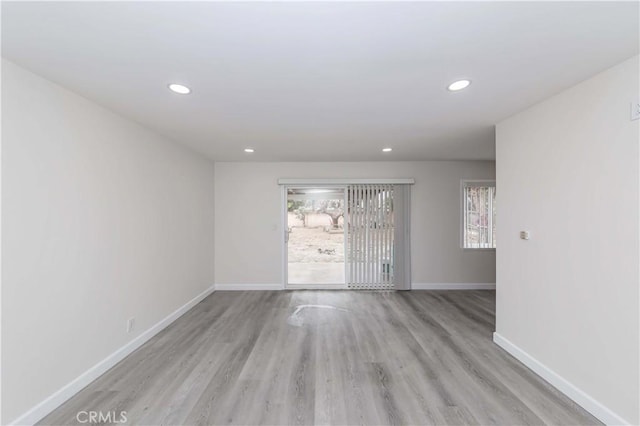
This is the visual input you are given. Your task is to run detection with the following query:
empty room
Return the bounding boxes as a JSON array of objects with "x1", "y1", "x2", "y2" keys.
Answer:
[{"x1": 1, "y1": 1, "x2": 638, "y2": 425}]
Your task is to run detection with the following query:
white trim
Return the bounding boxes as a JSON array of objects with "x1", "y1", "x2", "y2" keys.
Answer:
[
  {"x1": 460, "y1": 179, "x2": 497, "y2": 250},
  {"x1": 411, "y1": 283, "x2": 496, "y2": 290},
  {"x1": 281, "y1": 185, "x2": 288, "y2": 289},
  {"x1": 214, "y1": 283, "x2": 492, "y2": 291},
  {"x1": 285, "y1": 283, "x2": 346, "y2": 290},
  {"x1": 9, "y1": 285, "x2": 216, "y2": 426},
  {"x1": 493, "y1": 332, "x2": 630, "y2": 426},
  {"x1": 462, "y1": 179, "x2": 496, "y2": 188},
  {"x1": 277, "y1": 178, "x2": 415, "y2": 185},
  {"x1": 343, "y1": 186, "x2": 349, "y2": 289},
  {"x1": 215, "y1": 283, "x2": 496, "y2": 291},
  {"x1": 215, "y1": 283, "x2": 283, "y2": 291}
]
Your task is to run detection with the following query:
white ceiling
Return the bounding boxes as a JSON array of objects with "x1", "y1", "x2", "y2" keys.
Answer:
[{"x1": 2, "y1": 2, "x2": 638, "y2": 161}]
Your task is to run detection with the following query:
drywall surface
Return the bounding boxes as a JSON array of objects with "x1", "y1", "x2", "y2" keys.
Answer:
[
  {"x1": 496, "y1": 56, "x2": 639, "y2": 424},
  {"x1": 214, "y1": 161, "x2": 495, "y2": 286},
  {"x1": 1, "y1": 60, "x2": 215, "y2": 423}
]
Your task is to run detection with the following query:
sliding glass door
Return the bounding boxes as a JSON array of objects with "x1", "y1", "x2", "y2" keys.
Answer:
[
  {"x1": 283, "y1": 183, "x2": 411, "y2": 290},
  {"x1": 285, "y1": 187, "x2": 347, "y2": 288}
]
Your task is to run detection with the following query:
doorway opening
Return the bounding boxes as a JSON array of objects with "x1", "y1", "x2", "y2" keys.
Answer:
[{"x1": 285, "y1": 187, "x2": 347, "y2": 289}]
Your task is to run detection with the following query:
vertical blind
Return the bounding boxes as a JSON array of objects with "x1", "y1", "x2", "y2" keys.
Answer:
[
  {"x1": 462, "y1": 181, "x2": 496, "y2": 249},
  {"x1": 346, "y1": 184, "x2": 395, "y2": 289}
]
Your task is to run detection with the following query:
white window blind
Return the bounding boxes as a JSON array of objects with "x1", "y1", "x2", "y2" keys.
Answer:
[
  {"x1": 347, "y1": 184, "x2": 395, "y2": 289},
  {"x1": 346, "y1": 184, "x2": 411, "y2": 290},
  {"x1": 462, "y1": 181, "x2": 496, "y2": 249}
]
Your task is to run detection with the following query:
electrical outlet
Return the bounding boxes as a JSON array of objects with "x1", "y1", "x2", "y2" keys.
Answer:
[
  {"x1": 520, "y1": 231, "x2": 530, "y2": 240},
  {"x1": 127, "y1": 318, "x2": 135, "y2": 333},
  {"x1": 631, "y1": 101, "x2": 640, "y2": 121}
]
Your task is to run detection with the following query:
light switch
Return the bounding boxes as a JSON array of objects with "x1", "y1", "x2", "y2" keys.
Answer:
[{"x1": 520, "y1": 231, "x2": 530, "y2": 240}]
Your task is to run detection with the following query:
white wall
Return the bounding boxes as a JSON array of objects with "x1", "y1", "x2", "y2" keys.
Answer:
[
  {"x1": 214, "y1": 161, "x2": 495, "y2": 286},
  {"x1": 496, "y1": 56, "x2": 639, "y2": 424},
  {"x1": 1, "y1": 60, "x2": 216, "y2": 423}
]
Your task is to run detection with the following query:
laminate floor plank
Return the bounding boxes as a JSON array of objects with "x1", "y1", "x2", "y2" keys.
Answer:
[{"x1": 39, "y1": 290, "x2": 600, "y2": 426}]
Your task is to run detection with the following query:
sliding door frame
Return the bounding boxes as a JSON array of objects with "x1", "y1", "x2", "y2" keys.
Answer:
[
  {"x1": 282, "y1": 184, "x2": 349, "y2": 290},
  {"x1": 279, "y1": 178, "x2": 414, "y2": 290}
]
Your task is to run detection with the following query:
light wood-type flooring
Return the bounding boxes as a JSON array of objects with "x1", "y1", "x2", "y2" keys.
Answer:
[{"x1": 40, "y1": 290, "x2": 599, "y2": 425}]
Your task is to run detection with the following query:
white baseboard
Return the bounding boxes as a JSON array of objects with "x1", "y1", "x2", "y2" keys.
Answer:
[
  {"x1": 285, "y1": 284, "x2": 347, "y2": 290},
  {"x1": 215, "y1": 283, "x2": 496, "y2": 291},
  {"x1": 215, "y1": 283, "x2": 283, "y2": 291},
  {"x1": 9, "y1": 285, "x2": 216, "y2": 426},
  {"x1": 493, "y1": 332, "x2": 630, "y2": 426},
  {"x1": 411, "y1": 283, "x2": 496, "y2": 290}
]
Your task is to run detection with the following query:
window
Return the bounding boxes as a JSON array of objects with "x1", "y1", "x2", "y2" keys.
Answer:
[{"x1": 462, "y1": 181, "x2": 496, "y2": 249}]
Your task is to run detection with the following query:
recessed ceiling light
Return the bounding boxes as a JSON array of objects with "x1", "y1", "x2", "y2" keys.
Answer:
[
  {"x1": 168, "y1": 83, "x2": 191, "y2": 94},
  {"x1": 447, "y1": 79, "x2": 471, "y2": 91},
  {"x1": 382, "y1": 148, "x2": 393, "y2": 152},
  {"x1": 244, "y1": 148, "x2": 255, "y2": 153}
]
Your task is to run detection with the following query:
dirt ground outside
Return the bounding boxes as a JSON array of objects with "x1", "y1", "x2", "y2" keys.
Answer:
[{"x1": 287, "y1": 227, "x2": 344, "y2": 263}]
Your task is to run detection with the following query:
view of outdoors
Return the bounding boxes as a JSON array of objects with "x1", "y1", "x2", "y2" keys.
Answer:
[
  {"x1": 287, "y1": 189, "x2": 345, "y2": 285},
  {"x1": 463, "y1": 184, "x2": 497, "y2": 248}
]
